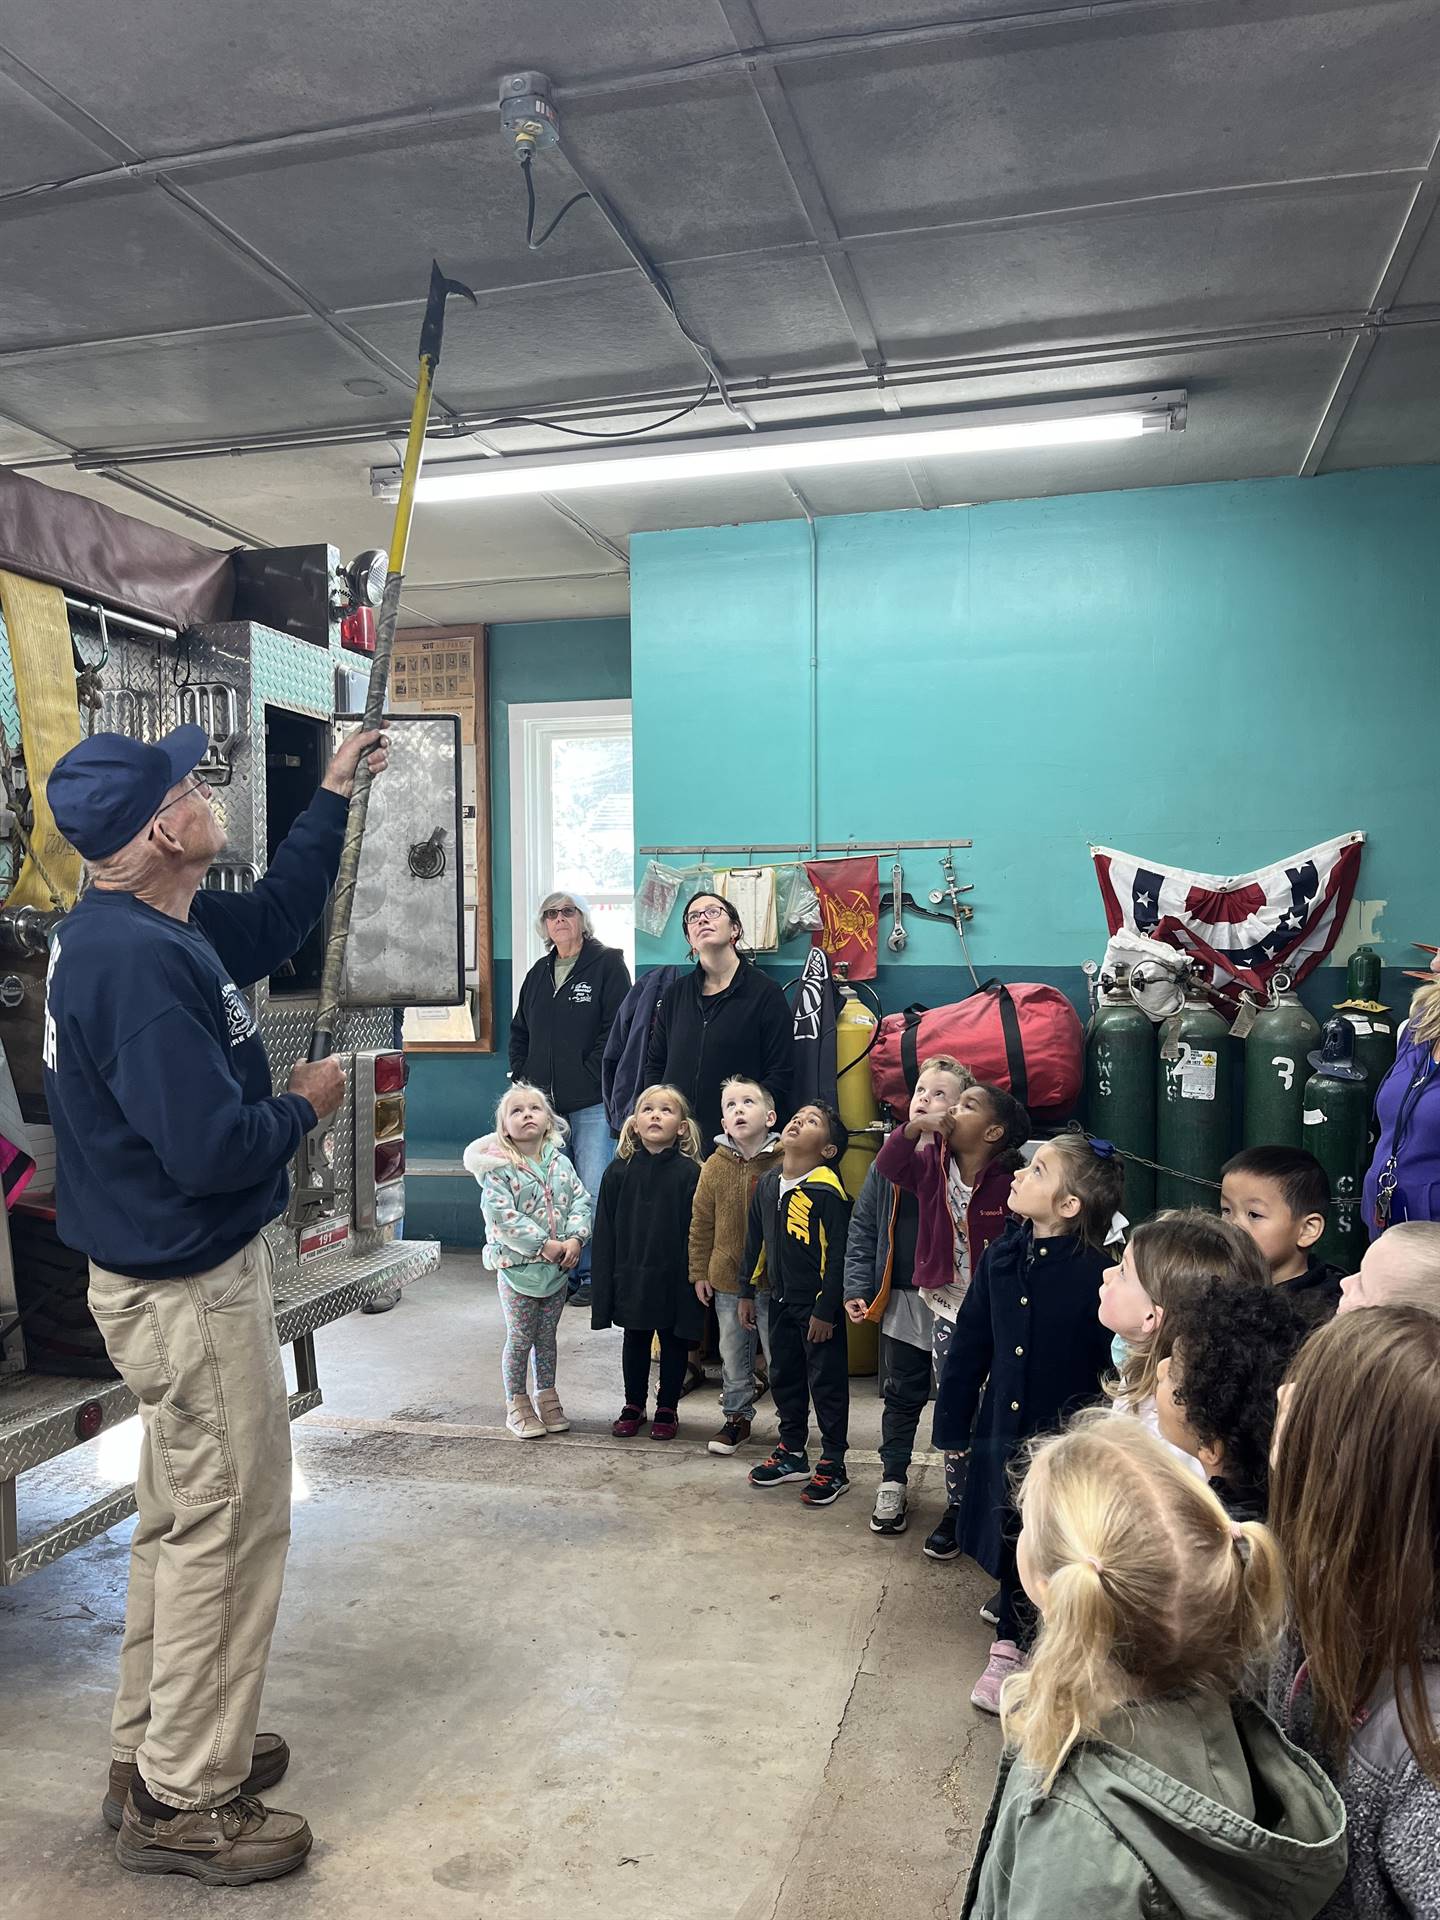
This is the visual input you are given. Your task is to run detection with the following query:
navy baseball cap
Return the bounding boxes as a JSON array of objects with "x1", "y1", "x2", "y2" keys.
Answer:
[{"x1": 48, "y1": 725, "x2": 210, "y2": 862}]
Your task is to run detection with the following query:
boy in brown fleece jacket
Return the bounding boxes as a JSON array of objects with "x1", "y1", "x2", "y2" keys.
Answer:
[{"x1": 690, "y1": 1076, "x2": 783, "y2": 1456}]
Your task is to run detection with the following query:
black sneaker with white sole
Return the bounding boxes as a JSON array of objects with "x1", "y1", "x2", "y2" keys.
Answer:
[
  {"x1": 923, "y1": 1504, "x2": 962, "y2": 1560},
  {"x1": 749, "y1": 1444, "x2": 809, "y2": 1488},
  {"x1": 870, "y1": 1480, "x2": 909, "y2": 1534},
  {"x1": 800, "y1": 1460, "x2": 850, "y2": 1507},
  {"x1": 979, "y1": 1589, "x2": 1001, "y2": 1625}
]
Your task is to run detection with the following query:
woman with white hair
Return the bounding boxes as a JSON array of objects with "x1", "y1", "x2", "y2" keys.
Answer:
[{"x1": 509, "y1": 891, "x2": 631, "y2": 1305}]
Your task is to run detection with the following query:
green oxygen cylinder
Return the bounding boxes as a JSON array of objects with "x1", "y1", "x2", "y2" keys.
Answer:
[
  {"x1": 1085, "y1": 971, "x2": 1157, "y2": 1222},
  {"x1": 1156, "y1": 981, "x2": 1233, "y2": 1212},
  {"x1": 1301, "y1": 1017, "x2": 1370, "y2": 1271},
  {"x1": 1333, "y1": 945, "x2": 1396, "y2": 1120},
  {"x1": 1242, "y1": 976, "x2": 1320, "y2": 1150}
]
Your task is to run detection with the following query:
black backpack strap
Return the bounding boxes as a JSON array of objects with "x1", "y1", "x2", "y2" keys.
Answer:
[
  {"x1": 990, "y1": 984, "x2": 1029, "y2": 1109},
  {"x1": 898, "y1": 1004, "x2": 928, "y2": 1095}
]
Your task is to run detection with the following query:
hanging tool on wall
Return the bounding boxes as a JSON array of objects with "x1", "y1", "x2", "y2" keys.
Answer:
[
  {"x1": 887, "y1": 859, "x2": 908, "y2": 952},
  {"x1": 292, "y1": 259, "x2": 475, "y2": 1226},
  {"x1": 930, "y1": 848, "x2": 982, "y2": 991}
]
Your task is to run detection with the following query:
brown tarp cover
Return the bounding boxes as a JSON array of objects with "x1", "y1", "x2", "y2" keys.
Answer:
[{"x1": 0, "y1": 465, "x2": 235, "y2": 628}]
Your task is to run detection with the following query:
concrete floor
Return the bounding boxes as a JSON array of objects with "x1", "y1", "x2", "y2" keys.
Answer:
[{"x1": 0, "y1": 1255, "x2": 1001, "y2": 1919}]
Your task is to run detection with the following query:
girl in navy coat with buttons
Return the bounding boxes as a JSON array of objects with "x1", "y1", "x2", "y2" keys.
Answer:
[{"x1": 932, "y1": 1134, "x2": 1125, "y2": 1716}]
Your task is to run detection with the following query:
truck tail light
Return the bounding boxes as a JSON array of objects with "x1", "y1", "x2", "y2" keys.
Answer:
[
  {"x1": 374, "y1": 1052, "x2": 408, "y2": 1094},
  {"x1": 353, "y1": 1051, "x2": 408, "y2": 1232}
]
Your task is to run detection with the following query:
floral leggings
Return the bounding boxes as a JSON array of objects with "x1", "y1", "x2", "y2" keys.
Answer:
[{"x1": 499, "y1": 1279, "x2": 568, "y2": 1398}]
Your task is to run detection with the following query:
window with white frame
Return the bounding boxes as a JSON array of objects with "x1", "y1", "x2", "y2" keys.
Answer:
[{"x1": 509, "y1": 700, "x2": 634, "y2": 979}]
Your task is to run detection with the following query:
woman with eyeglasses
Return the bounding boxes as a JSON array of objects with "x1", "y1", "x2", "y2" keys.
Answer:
[
  {"x1": 642, "y1": 891, "x2": 794, "y2": 1155},
  {"x1": 509, "y1": 891, "x2": 631, "y2": 1305}
]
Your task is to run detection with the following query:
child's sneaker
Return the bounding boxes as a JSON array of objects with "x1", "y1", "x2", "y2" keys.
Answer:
[
  {"x1": 970, "y1": 1640, "x2": 1024, "y2": 1715},
  {"x1": 979, "y1": 1589, "x2": 1001, "y2": 1626},
  {"x1": 801, "y1": 1459, "x2": 850, "y2": 1507},
  {"x1": 506, "y1": 1394, "x2": 547, "y2": 1440},
  {"x1": 534, "y1": 1388, "x2": 570, "y2": 1433},
  {"x1": 869, "y1": 1480, "x2": 908, "y2": 1534},
  {"x1": 923, "y1": 1504, "x2": 962, "y2": 1560},
  {"x1": 650, "y1": 1407, "x2": 679, "y2": 1440},
  {"x1": 611, "y1": 1403, "x2": 646, "y2": 1438},
  {"x1": 708, "y1": 1417, "x2": 752, "y2": 1455},
  {"x1": 749, "y1": 1444, "x2": 809, "y2": 1488}
]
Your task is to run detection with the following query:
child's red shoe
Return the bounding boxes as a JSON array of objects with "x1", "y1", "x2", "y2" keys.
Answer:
[{"x1": 612, "y1": 1403, "x2": 645, "y2": 1437}]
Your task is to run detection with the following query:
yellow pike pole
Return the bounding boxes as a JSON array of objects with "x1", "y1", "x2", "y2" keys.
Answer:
[{"x1": 308, "y1": 260, "x2": 475, "y2": 1063}]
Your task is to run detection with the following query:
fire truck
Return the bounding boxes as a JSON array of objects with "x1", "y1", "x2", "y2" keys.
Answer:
[{"x1": 0, "y1": 468, "x2": 459, "y2": 1586}]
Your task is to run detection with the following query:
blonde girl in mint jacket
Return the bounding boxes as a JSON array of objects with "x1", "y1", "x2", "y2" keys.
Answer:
[{"x1": 465, "y1": 1082, "x2": 592, "y2": 1440}]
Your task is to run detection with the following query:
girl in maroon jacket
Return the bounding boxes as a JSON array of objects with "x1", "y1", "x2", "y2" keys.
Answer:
[{"x1": 874, "y1": 1079, "x2": 1029, "y2": 1559}]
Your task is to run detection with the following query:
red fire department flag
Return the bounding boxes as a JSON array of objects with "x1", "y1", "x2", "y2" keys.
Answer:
[{"x1": 805, "y1": 856, "x2": 881, "y2": 980}]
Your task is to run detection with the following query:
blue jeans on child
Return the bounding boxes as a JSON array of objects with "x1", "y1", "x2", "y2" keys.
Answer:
[
  {"x1": 561, "y1": 1102, "x2": 614, "y2": 1284},
  {"x1": 715, "y1": 1290, "x2": 772, "y2": 1422}
]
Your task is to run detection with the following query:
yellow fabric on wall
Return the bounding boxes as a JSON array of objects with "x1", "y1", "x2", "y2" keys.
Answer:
[{"x1": 0, "y1": 570, "x2": 84, "y2": 908}]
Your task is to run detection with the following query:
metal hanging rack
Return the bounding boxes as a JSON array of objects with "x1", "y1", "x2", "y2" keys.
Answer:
[{"x1": 636, "y1": 837, "x2": 972, "y2": 856}]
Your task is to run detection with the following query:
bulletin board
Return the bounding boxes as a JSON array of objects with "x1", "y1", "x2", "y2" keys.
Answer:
[{"x1": 388, "y1": 625, "x2": 493, "y2": 1051}]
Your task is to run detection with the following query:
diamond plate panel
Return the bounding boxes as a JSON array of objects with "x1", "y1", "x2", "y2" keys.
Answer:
[
  {"x1": 336, "y1": 712, "x2": 464, "y2": 1007},
  {"x1": 0, "y1": 1243, "x2": 436, "y2": 1479},
  {"x1": 4, "y1": 1484, "x2": 141, "y2": 1585},
  {"x1": 3, "y1": 1381, "x2": 333, "y2": 1584},
  {"x1": 0, "y1": 1372, "x2": 137, "y2": 1479}
]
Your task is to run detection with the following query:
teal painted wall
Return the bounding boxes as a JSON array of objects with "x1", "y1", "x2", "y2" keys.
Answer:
[
  {"x1": 631, "y1": 469, "x2": 1438, "y2": 987},
  {"x1": 405, "y1": 617, "x2": 631, "y2": 1243}
]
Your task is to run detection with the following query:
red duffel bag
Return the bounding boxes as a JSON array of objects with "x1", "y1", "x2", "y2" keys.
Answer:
[{"x1": 869, "y1": 980, "x2": 1084, "y2": 1120}]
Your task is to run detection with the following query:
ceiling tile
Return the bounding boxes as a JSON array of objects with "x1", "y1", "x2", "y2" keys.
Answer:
[
  {"x1": 350, "y1": 280, "x2": 703, "y2": 415},
  {"x1": 660, "y1": 251, "x2": 863, "y2": 374},
  {"x1": 0, "y1": 190, "x2": 299, "y2": 351},
  {"x1": 1316, "y1": 324, "x2": 1440, "y2": 471},
  {"x1": 400, "y1": 576, "x2": 631, "y2": 626},
  {"x1": 849, "y1": 183, "x2": 1409, "y2": 362},
  {"x1": 0, "y1": 72, "x2": 114, "y2": 191},
  {"x1": 1389, "y1": 207, "x2": 1440, "y2": 309},
  {"x1": 785, "y1": 1, "x2": 1440, "y2": 230},
  {"x1": 185, "y1": 135, "x2": 628, "y2": 313},
  {"x1": 0, "y1": 0, "x2": 735, "y2": 155},
  {"x1": 543, "y1": 471, "x2": 806, "y2": 539},
  {"x1": 0, "y1": 319, "x2": 404, "y2": 447}
]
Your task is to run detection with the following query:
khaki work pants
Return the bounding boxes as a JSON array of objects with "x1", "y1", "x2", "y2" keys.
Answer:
[{"x1": 88, "y1": 1234, "x2": 292, "y2": 1810}]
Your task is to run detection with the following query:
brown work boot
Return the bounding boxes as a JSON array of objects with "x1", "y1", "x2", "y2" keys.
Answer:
[
  {"x1": 116, "y1": 1792, "x2": 312, "y2": 1884},
  {"x1": 103, "y1": 1733, "x2": 290, "y2": 1831}
]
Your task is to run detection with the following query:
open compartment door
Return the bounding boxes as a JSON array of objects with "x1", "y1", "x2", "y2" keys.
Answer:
[{"x1": 336, "y1": 713, "x2": 464, "y2": 1008}]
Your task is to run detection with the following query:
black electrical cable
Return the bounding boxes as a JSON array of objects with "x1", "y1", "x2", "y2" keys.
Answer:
[
  {"x1": 506, "y1": 147, "x2": 720, "y2": 441},
  {"x1": 483, "y1": 375, "x2": 715, "y2": 440},
  {"x1": 520, "y1": 149, "x2": 591, "y2": 251}
]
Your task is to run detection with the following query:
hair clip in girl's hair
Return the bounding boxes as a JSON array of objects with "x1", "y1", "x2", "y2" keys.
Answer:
[
  {"x1": 1089, "y1": 1137, "x2": 1117, "y2": 1159},
  {"x1": 1230, "y1": 1523, "x2": 1252, "y2": 1566}
]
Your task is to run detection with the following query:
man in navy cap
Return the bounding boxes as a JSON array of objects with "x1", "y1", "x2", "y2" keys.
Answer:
[{"x1": 43, "y1": 720, "x2": 384, "y2": 1885}]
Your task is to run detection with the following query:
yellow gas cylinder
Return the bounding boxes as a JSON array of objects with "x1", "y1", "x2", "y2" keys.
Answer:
[{"x1": 837, "y1": 983, "x2": 881, "y2": 1377}]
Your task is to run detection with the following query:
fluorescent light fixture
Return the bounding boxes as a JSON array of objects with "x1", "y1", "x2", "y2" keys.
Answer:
[{"x1": 372, "y1": 390, "x2": 1186, "y2": 503}]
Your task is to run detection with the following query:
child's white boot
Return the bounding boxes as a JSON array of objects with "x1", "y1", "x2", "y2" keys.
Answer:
[
  {"x1": 534, "y1": 1388, "x2": 571, "y2": 1433},
  {"x1": 506, "y1": 1393, "x2": 547, "y2": 1439}
]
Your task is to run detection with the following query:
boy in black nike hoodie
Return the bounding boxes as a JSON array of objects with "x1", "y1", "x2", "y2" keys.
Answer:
[{"x1": 739, "y1": 1103, "x2": 852, "y2": 1507}]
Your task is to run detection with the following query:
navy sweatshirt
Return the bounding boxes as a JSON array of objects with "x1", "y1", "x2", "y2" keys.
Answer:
[{"x1": 44, "y1": 789, "x2": 346, "y2": 1279}]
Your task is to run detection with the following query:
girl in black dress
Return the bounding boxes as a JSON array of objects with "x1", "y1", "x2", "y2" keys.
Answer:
[{"x1": 592, "y1": 1085, "x2": 704, "y2": 1440}]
